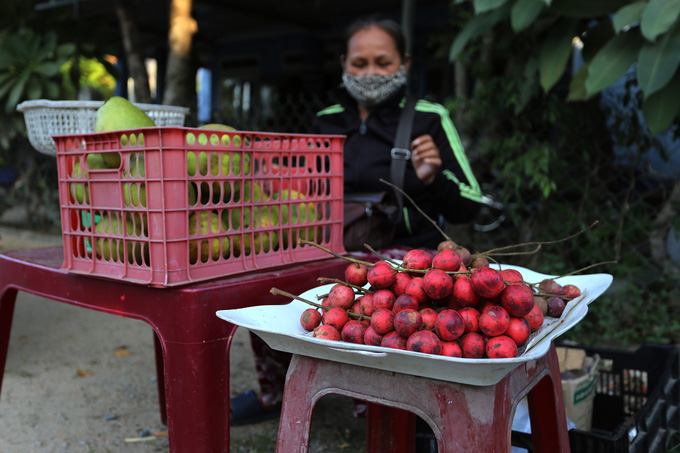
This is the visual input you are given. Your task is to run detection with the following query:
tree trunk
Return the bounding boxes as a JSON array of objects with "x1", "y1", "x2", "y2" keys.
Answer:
[
  {"x1": 162, "y1": 0, "x2": 197, "y2": 109},
  {"x1": 115, "y1": 0, "x2": 152, "y2": 104}
]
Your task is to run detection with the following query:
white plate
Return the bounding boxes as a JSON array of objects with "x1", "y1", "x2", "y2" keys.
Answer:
[{"x1": 216, "y1": 264, "x2": 613, "y2": 386}]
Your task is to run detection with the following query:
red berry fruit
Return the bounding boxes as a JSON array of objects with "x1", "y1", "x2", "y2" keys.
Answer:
[
  {"x1": 312, "y1": 325, "x2": 341, "y2": 341},
  {"x1": 460, "y1": 332, "x2": 485, "y2": 358},
  {"x1": 394, "y1": 309, "x2": 423, "y2": 337},
  {"x1": 423, "y1": 268, "x2": 454, "y2": 300},
  {"x1": 471, "y1": 266, "x2": 505, "y2": 299},
  {"x1": 380, "y1": 331, "x2": 407, "y2": 350},
  {"x1": 341, "y1": 320, "x2": 368, "y2": 344},
  {"x1": 434, "y1": 309, "x2": 465, "y2": 341},
  {"x1": 367, "y1": 262, "x2": 397, "y2": 289},
  {"x1": 479, "y1": 305, "x2": 510, "y2": 337},
  {"x1": 406, "y1": 330, "x2": 442, "y2": 355},
  {"x1": 328, "y1": 283, "x2": 355, "y2": 310},
  {"x1": 506, "y1": 317, "x2": 531, "y2": 346},
  {"x1": 432, "y1": 250, "x2": 461, "y2": 272},
  {"x1": 524, "y1": 304, "x2": 545, "y2": 332},
  {"x1": 345, "y1": 263, "x2": 369, "y2": 286},
  {"x1": 486, "y1": 335, "x2": 518, "y2": 358},
  {"x1": 300, "y1": 308, "x2": 322, "y2": 331},
  {"x1": 370, "y1": 308, "x2": 396, "y2": 335},
  {"x1": 500, "y1": 283, "x2": 535, "y2": 318}
]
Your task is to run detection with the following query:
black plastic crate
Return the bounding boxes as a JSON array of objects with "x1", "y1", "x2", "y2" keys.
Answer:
[{"x1": 512, "y1": 344, "x2": 679, "y2": 453}]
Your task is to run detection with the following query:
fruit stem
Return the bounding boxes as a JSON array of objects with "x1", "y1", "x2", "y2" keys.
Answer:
[
  {"x1": 362, "y1": 243, "x2": 401, "y2": 266},
  {"x1": 473, "y1": 221, "x2": 599, "y2": 259},
  {"x1": 297, "y1": 238, "x2": 376, "y2": 267},
  {"x1": 316, "y1": 277, "x2": 371, "y2": 294},
  {"x1": 551, "y1": 260, "x2": 617, "y2": 279},
  {"x1": 378, "y1": 178, "x2": 452, "y2": 242},
  {"x1": 270, "y1": 287, "x2": 369, "y2": 320}
]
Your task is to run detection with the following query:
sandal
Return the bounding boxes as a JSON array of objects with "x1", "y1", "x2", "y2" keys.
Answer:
[{"x1": 230, "y1": 390, "x2": 282, "y2": 426}]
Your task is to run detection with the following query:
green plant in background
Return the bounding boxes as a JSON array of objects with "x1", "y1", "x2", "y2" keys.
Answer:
[
  {"x1": 451, "y1": 0, "x2": 680, "y2": 134},
  {"x1": 60, "y1": 54, "x2": 117, "y2": 101},
  {"x1": 0, "y1": 29, "x2": 74, "y2": 112},
  {"x1": 445, "y1": 0, "x2": 680, "y2": 347},
  {"x1": 0, "y1": 29, "x2": 74, "y2": 151}
]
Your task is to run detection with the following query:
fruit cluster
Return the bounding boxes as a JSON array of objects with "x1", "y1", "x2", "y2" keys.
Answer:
[{"x1": 298, "y1": 246, "x2": 581, "y2": 359}]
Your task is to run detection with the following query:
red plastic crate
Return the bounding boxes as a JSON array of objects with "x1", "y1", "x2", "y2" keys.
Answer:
[{"x1": 53, "y1": 127, "x2": 346, "y2": 287}]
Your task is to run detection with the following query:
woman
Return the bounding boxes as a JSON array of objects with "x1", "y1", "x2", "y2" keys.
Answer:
[
  {"x1": 314, "y1": 16, "x2": 483, "y2": 249},
  {"x1": 231, "y1": 16, "x2": 483, "y2": 426}
]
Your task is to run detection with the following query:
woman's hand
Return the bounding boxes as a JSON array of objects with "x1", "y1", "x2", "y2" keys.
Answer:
[{"x1": 410, "y1": 134, "x2": 441, "y2": 185}]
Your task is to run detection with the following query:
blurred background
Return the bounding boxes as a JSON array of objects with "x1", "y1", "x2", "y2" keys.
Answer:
[{"x1": 0, "y1": 0, "x2": 678, "y2": 348}]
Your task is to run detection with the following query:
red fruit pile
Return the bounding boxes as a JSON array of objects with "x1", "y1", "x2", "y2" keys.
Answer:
[{"x1": 299, "y1": 248, "x2": 582, "y2": 360}]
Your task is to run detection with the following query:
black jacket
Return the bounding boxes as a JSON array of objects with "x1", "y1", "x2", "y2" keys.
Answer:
[{"x1": 313, "y1": 86, "x2": 483, "y2": 249}]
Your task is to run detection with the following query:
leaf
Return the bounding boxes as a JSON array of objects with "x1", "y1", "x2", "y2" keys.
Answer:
[
  {"x1": 475, "y1": 0, "x2": 507, "y2": 15},
  {"x1": 5, "y1": 69, "x2": 29, "y2": 113},
  {"x1": 551, "y1": 0, "x2": 630, "y2": 18},
  {"x1": 637, "y1": 21, "x2": 680, "y2": 97},
  {"x1": 449, "y1": 5, "x2": 511, "y2": 61},
  {"x1": 612, "y1": 1, "x2": 646, "y2": 33},
  {"x1": 567, "y1": 62, "x2": 594, "y2": 101},
  {"x1": 44, "y1": 80, "x2": 60, "y2": 99},
  {"x1": 539, "y1": 19, "x2": 578, "y2": 92},
  {"x1": 511, "y1": 0, "x2": 546, "y2": 32},
  {"x1": 581, "y1": 19, "x2": 616, "y2": 62},
  {"x1": 114, "y1": 346, "x2": 132, "y2": 357},
  {"x1": 640, "y1": 0, "x2": 680, "y2": 42},
  {"x1": 25, "y1": 76, "x2": 41, "y2": 100},
  {"x1": 585, "y1": 29, "x2": 643, "y2": 96},
  {"x1": 39, "y1": 61, "x2": 60, "y2": 77},
  {"x1": 76, "y1": 368, "x2": 93, "y2": 377},
  {"x1": 0, "y1": 48, "x2": 17, "y2": 69},
  {"x1": 642, "y1": 72, "x2": 680, "y2": 134},
  {"x1": 56, "y1": 42, "x2": 77, "y2": 59}
]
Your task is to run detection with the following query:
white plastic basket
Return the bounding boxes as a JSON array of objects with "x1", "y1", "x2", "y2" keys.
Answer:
[{"x1": 17, "y1": 99, "x2": 190, "y2": 156}]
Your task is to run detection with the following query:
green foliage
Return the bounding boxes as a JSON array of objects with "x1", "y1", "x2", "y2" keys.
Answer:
[
  {"x1": 59, "y1": 56, "x2": 117, "y2": 100},
  {"x1": 563, "y1": 269, "x2": 680, "y2": 346},
  {"x1": 454, "y1": 0, "x2": 680, "y2": 134},
  {"x1": 446, "y1": 1, "x2": 680, "y2": 349},
  {"x1": 0, "y1": 28, "x2": 74, "y2": 113}
]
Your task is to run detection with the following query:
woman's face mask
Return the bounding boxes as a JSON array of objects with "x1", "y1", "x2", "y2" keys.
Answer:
[{"x1": 342, "y1": 65, "x2": 407, "y2": 109}]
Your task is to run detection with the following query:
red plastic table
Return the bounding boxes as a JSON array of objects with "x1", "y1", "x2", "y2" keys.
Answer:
[{"x1": 0, "y1": 246, "x2": 348, "y2": 453}]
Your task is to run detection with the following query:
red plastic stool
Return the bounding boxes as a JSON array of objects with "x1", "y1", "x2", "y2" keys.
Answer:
[
  {"x1": 276, "y1": 342, "x2": 570, "y2": 453},
  {"x1": 0, "y1": 246, "x2": 347, "y2": 453}
]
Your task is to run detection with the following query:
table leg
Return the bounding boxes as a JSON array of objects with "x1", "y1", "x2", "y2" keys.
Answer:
[
  {"x1": 159, "y1": 337, "x2": 231, "y2": 453},
  {"x1": 0, "y1": 287, "x2": 18, "y2": 398},
  {"x1": 153, "y1": 332, "x2": 168, "y2": 426}
]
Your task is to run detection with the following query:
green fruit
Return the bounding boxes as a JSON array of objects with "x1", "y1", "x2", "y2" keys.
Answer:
[
  {"x1": 188, "y1": 182, "x2": 198, "y2": 205},
  {"x1": 122, "y1": 155, "x2": 147, "y2": 207},
  {"x1": 188, "y1": 210, "x2": 228, "y2": 263},
  {"x1": 70, "y1": 161, "x2": 88, "y2": 204},
  {"x1": 199, "y1": 123, "x2": 236, "y2": 131},
  {"x1": 86, "y1": 153, "x2": 108, "y2": 170},
  {"x1": 230, "y1": 153, "x2": 252, "y2": 175},
  {"x1": 123, "y1": 183, "x2": 147, "y2": 207},
  {"x1": 95, "y1": 97, "x2": 155, "y2": 168},
  {"x1": 95, "y1": 97, "x2": 155, "y2": 133}
]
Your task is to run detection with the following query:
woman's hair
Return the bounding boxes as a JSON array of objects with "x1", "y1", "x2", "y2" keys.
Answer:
[{"x1": 344, "y1": 16, "x2": 407, "y2": 60}]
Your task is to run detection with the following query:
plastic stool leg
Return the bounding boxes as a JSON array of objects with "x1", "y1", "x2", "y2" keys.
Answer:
[
  {"x1": 526, "y1": 346, "x2": 571, "y2": 453},
  {"x1": 366, "y1": 404, "x2": 416, "y2": 453}
]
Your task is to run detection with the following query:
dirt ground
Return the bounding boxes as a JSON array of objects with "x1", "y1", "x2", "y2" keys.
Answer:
[{"x1": 0, "y1": 226, "x2": 366, "y2": 453}]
